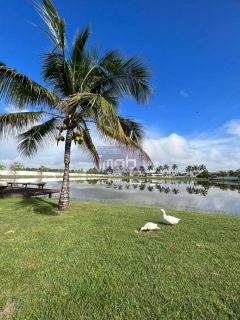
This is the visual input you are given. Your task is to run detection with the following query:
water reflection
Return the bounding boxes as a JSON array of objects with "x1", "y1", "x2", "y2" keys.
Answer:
[
  {"x1": 1, "y1": 177, "x2": 240, "y2": 215},
  {"x1": 92, "y1": 178, "x2": 240, "y2": 215},
  {"x1": 99, "y1": 179, "x2": 229, "y2": 196}
]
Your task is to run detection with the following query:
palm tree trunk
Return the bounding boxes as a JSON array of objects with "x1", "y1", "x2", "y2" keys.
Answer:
[{"x1": 58, "y1": 129, "x2": 73, "y2": 210}]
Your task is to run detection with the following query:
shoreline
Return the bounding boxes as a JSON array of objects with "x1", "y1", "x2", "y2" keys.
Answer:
[{"x1": 0, "y1": 174, "x2": 202, "y2": 180}]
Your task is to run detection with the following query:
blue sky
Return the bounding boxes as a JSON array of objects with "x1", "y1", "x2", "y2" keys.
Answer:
[{"x1": 1, "y1": 0, "x2": 240, "y2": 169}]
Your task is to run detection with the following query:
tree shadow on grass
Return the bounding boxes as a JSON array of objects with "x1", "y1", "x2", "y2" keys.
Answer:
[{"x1": 16, "y1": 197, "x2": 60, "y2": 216}]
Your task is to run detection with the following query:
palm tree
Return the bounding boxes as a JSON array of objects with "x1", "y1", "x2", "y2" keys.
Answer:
[
  {"x1": 105, "y1": 166, "x2": 113, "y2": 174},
  {"x1": 172, "y1": 164, "x2": 178, "y2": 175},
  {"x1": 199, "y1": 164, "x2": 206, "y2": 172},
  {"x1": 0, "y1": 0, "x2": 152, "y2": 210},
  {"x1": 147, "y1": 164, "x2": 153, "y2": 176},
  {"x1": 163, "y1": 164, "x2": 169, "y2": 174},
  {"x1": 156, "y1": 165, "x2": 163, "y2": 174},
  {"x1": 139, "y1": 165, "x2": 146, "y2": 175},
  {"x1": 185, "y1": 165, "x2": 192, "y2": 177},
  {"x1": 193, "y1": 165, "x2": 199, "y2": 176}
]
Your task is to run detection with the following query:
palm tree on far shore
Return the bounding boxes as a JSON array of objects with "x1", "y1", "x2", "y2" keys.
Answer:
[
  {"x1": 147, "y1": 164, "x2": 153, "y2": 175},
  {"x1": 193, "y1": 165, "x2": 199, "y2": 176},
  {"x1": 163, "y1": 164, "x2": 169, "y2": 175},
  {"x1": 172, "y1": 164, "x2": 178, "y2": 175},
  {"x1": 156, "y1": 165, "x2": 163, "y2": 174},
  {"x1": 0, "y1": 0, "x2": 152, "y2": 210},
  {"x1": 185, "y1": 165, "x2": 192, "y2": 177},
  {"x1": 199, "y1": 164, "x2": 206, "y2": 172},
  {"x1": 139, "y1": 165, "x2": 146, "y2": 175}
]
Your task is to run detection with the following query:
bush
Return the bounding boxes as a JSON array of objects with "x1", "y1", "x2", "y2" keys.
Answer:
[
  {"x1": 197, "y1": 170, "x2": 211, "y2": 178},
  {"x1": 87, "y1": 168, "x2": 98, "y2": 174}
]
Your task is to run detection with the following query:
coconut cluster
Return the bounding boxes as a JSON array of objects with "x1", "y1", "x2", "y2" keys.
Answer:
[
  {"x1": 73, "y1": 129, "x2": 84, "y2": 145},
  {"x1": 55, "y1": 123, "x2": 67, "y2": 142},
  {"x1": 55, "y1": 122, "x2": 84, "y2": 145}
]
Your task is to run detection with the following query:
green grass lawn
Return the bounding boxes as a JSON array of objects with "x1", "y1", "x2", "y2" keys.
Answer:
[{"x1": 0, "y1": 198, "x2": 239, "y2": 319}]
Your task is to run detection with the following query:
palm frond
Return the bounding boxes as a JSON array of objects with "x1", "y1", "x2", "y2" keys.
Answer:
[
  {"x1": 71, "y1": 26, "x2": 91, "y2": 65},
  {"x1": 97, "y1": 87, "x2": 119, "y2": 106},
  {"x1": 0, "y1": 64, "x2": 58, "y2": 108},
  {"x1": 118, "y1": 116, "x2": 145, "y2": 143},
  {"x1": 0, "y1": 111, "x2": 43, "y2": 138},
  {"x1": 36, "y1": 0, "x2": 66, "y2": 53},
  {"x1": 42, "y1": 53, "x2": 73, "y2": 96},
  {"x1": 96, "y1": 117, "x2": 152, "y2": 163},
  {"x1": 71, "y1": 49, "x2": 99, "y2": 93},
  {"x1": 90, "y1": 95, "x2": 119, "y2": 127},
  {"x1": 17, "y1": 117, "x2": 57, "y2": 157},
  {"x1": 58, "y1": 92, "x2": 97, "y2": 114},
  {"x1": 60, "y1": 92, "x2": 129, "y2": 150},
  {"x1": 58, "y1": 93, "x2": 118, "y2": 125},
  {"x1": 99, "y1": 51, "x2": 152, "y2": 104},
  {"x1": 79, "y1": 121, "x2": 99, "y2": 167}
]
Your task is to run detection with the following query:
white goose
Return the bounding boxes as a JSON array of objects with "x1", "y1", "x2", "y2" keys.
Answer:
[
  {"x1": 161, "y1": 208, "x2": 181, "y2": 225},
  {"x1": 138, "y1": 222, "x2": 160, "y2": 232}
]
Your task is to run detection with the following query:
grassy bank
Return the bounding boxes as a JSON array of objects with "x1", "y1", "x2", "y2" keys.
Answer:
[{"x1": 0, "y1": 198, "x2": 239, "y2": 319}]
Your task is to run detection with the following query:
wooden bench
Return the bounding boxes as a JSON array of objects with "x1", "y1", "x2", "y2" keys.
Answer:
[
  {"x1": 0, "y1": 187, "x2": 60, "y2": 198},
  {"x1": 7, "y1": 182, "x2": 24, "y2": 188},
  {"x1": 22, "y1": 182, "x2": 46, "y2": 189},
  {"x1": 7, "y1": 182, "x2": 46, "y2": 189}
]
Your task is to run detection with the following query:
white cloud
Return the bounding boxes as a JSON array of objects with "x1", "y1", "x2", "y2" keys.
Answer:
[
  {"x1": 1, "y1": 120, "x2": 240, "y2": 171},
  {"x1": 0, "y1": 140, "x2": 96, "y2": 169},
  {"x1": 144, "y1": 134, "x2": 191, "y2": 161},
  {"x1": 225, "y1": 120, "x2": 240, "y2": 137},
  {"x1": 143, "y1": 127, "x2": 240, "y2": 171},
  {"x1": 179, "y1": 89, "x2": 189, "y2": 98},
  {"x1": 0, "y1": 128, "x2": 109, "y2": 169}
]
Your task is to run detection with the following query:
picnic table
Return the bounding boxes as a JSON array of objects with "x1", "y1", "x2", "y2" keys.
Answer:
[
  {"x1": 0, "y1": 187, "x2": 59, "y2": 198},
  {"x1": 7, "y1": 182, "x2": 46, "y2": 189}
]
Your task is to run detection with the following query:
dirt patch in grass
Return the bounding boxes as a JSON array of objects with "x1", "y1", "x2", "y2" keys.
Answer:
[{"x1": 0, "y1": 302, "x2": 15, "y2": 319}]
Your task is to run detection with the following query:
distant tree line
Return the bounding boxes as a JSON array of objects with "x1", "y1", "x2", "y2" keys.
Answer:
[
  {"x1": 91, "y1": 164, "x2": 240, "y2": 179},
  {"x1": 0, "y1": 162, "x2": 85, "y2": 174},
  {"x1": 199, "y1": 169, "x2": 240, "y2": 179},
  {"x1": 1, "y1": 162, "x2": 240, "y2": 178}
]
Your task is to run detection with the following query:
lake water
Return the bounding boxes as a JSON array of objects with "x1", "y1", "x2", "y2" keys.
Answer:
[{"x1": 1, "y1": 177, "x2": 240, "y2": 215}]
